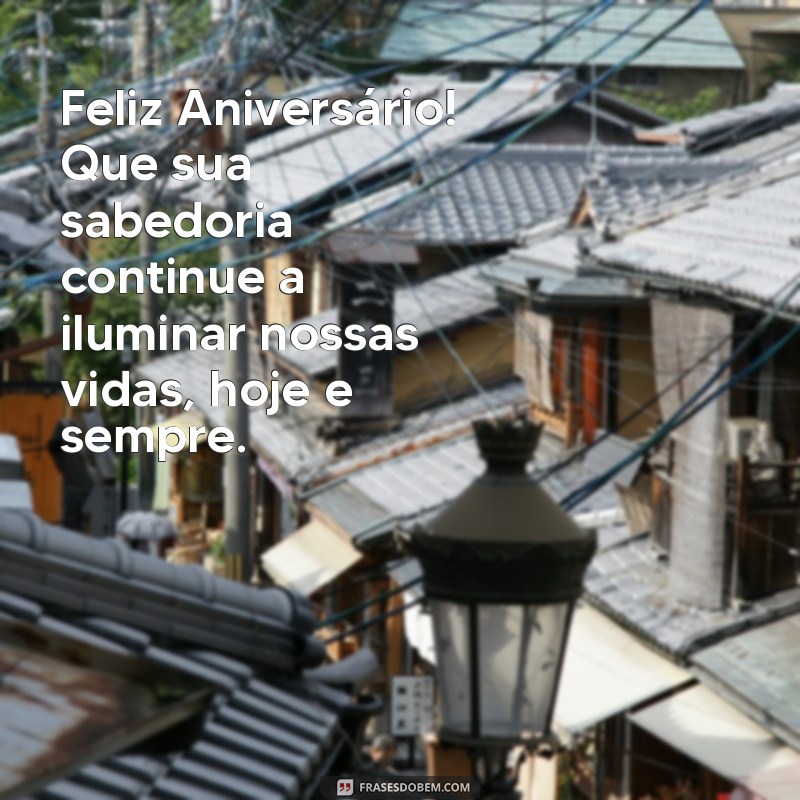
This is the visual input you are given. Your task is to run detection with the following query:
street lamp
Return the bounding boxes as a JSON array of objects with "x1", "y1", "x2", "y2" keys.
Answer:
[{"x1": 405, "y1": 417, "x2": 596, "y2": 797}]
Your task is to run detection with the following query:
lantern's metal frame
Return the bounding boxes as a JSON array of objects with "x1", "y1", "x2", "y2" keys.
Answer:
[{"x1": 403, "y1": 417, "x2": 597, "y2": 799}]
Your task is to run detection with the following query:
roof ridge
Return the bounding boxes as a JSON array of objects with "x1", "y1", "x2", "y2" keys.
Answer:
[
  {"x1": 603, "y1": 154, "x2": 800, "y2": 239},
  {"x1": 0, "y1": 510, "x2": 324, "y2": 670}
]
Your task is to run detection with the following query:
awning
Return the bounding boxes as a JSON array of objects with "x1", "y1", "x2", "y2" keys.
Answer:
[
  {"x1": 151, "y1": 411, "x2": 208, "y2": 450},
  {"x1": 261, "y1": 518, "x2": 363, "y2": 596},
  {"x1": 629, "y1": 684, "x2": 800, "y2": 800},
  {"x1": 554, "y1": 605, "x2": 692, "y2": 733}
]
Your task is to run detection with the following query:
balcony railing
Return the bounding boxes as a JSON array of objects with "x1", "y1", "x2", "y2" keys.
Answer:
[{"x1": 729, "y1": 455, "x2": 800, "y2": 600}]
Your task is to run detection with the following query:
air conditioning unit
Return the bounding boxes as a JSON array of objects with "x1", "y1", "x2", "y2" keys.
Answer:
[
  {"x1": 210, "y1": 0, "x2": 229, "y2": 23},
  {"x1": 726, "y1": 417, "x2": 767, "y2": 462}
]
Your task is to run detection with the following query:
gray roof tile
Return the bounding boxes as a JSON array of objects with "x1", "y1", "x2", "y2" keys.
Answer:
[
  {"x1": 0, "y1": 509, "x2": 320, "y2": 670},
  {"x1": 332, "y1": 144, "x2": 751, "y2": 248},
  {"x1": 164, "y1": 758, "x2": 282, "y2": 800},
  {"x1": 592, "y1": 167, "x2": 800, "y2": 311},
  {"x1": 647, "y1": 82, "x2": 800, "y2": 152},
  {"x1": 0, "y1": 512, "x2": 351, "y2": 800},
  {"x1": 585, "y1": 536, "x2": 800, "y2": 657}
]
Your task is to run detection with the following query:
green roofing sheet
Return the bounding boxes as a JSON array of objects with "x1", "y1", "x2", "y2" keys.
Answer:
[{"x1": 380, "y1": 1, "x2": 744, "y2": 70}]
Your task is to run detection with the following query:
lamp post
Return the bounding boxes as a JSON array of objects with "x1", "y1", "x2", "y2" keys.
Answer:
[{"x1": 405, "y1": 417, "x2": 597, "y2": 799}]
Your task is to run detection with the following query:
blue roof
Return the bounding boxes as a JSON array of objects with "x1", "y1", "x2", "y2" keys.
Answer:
[{"x1": 380, "y1": 1, "x2": 744, "y2": 70}]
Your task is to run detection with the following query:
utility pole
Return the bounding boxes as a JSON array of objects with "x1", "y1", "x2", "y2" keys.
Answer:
[
  {"x1": 133, "y1": 0, "x2": 158, "y2": 510},
  {"x1": 133, "y1": 0, "x2": 158, "y2": 351},
  {"x1": 221, "y1": 0, "x2": 252, "y2": 582},
  {"x1": 35, "y1": 10, "x2": 61, "y2": 382}
]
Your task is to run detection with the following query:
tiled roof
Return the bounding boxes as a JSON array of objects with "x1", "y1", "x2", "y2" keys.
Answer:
[
  {"x1": 296, "y1": 379, "x2": 529, "y2": 485},
  {"x1": 584, "y1": 535, "x2": 800, "y2": 657},
  {"x1": 642, "y1": 82, "x2": 800, "y2": 152},
  {"x1": 579, "y1": 151, "x2": 754, "y2": 233},
  {"x1": 331, "y1": 145, "x2": 751, "y2": 247},
  {"x1": 380, "y1": 1, "x2": 744, "y2": 70},
  {"x1": 0, "y1": 510, "x2": 351, "y2": 799},
  {"x1": 591, "y1": 166, "x2": 800, "y2": 312},
  {"x1": 692, "y1": 614, "x2": 800, "y2": 750},
  {"x1": 331, "y1": 144, "x2": 591, "y2": 245},
  {"x1": 0, "y1": 510, "x2": 322, "y2": 670},
  {"x1": 161, "y1": 68, "x2": 669, "y2": 218}
]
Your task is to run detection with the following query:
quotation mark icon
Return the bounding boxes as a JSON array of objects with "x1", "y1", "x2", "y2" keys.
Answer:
[{"x1": 337, "y1": 779, "x2": 354, "y2": 797}]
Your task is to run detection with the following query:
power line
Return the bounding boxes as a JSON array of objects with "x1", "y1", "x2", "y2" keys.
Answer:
[
  {"x1": 560, "y1": 274, "x2": 800, "y2": 511},
  {"x1": 4, "y1": 0, "x2": 685, "y2": 292}
]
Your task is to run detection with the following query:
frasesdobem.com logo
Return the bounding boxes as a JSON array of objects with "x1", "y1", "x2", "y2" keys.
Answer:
[{"x1": 322, "y1": 776, "x2": 478, "y2": 799}]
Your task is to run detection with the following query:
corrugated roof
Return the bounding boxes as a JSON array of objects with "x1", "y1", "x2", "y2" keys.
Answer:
[
  {"x1": 159, "y1": 71, "x2": 570, "y2": 215},
  {"x1": 306, "y1": 428, "x2": 635, "y2": 546},
  {"x1": 591, "y1": 168, "x2": 800, "y2": 312},
  {"x1": 692, "y1": 614, "x2": 800, "y2": 750},
  {"x1": 0, "y1": 620, "x2": 212, "y2": 798},
  {"x1": 0, "y1": 511, "x2": 351, "y2": 800},
  {"x1": 381, "y1": 1, "x2": 743, "y2": 70}
]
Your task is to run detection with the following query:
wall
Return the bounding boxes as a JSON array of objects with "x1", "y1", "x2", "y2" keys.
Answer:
[
  {"x1": 486, "y1": 106, "x2": 644, "y2": 146},
  {"x1": 394, "y1": 317, "x2": 515, "y2": 411},
  {"x1": 651, "y1": 301, "x2": 732, "y2": 610},
  {"x1": 616, "y1": 306, "x2": 657, "y2": 440},
  {"x1": 263, "y1": 250, "x2": 330, "y2": 326},
  {"x1": 718, "y1": 8, "x2": 800, "y2": 98},
  {"x1": 264, "y1": 250, "x2": 296, "y2": 327}
]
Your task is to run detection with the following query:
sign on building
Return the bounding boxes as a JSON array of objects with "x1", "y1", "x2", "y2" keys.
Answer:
[
  {"x1": 336, "y1": 263, "x2": 394, "y2": 420},
  {"x1": 390, "y1": 675, "x2": 435, "y2": 737}
]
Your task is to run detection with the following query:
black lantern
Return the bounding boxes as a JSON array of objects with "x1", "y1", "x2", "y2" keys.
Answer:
[{"x1": 407, "y1": 417, "x2": 596, "y2": 752}]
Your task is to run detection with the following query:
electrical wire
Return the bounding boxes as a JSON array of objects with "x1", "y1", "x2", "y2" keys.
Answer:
[
  {"x1": 316, "y1": 576, "x2": 423, "y2": 629},
  {"x1": 560, "y1": 281, "x2": 800, "y2": 511}
]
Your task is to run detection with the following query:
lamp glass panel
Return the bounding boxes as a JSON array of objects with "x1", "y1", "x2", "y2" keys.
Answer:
[
  {"x1": 429, "y1": 598, "x2": 472, "y2": 735},
  {"x1": 477, "y1": 602, "x2": 570, "y2": 739}
]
